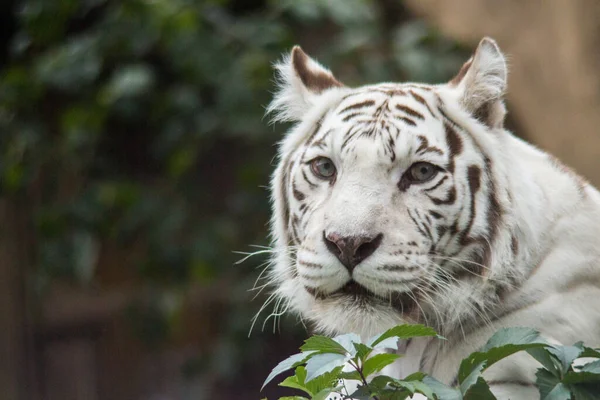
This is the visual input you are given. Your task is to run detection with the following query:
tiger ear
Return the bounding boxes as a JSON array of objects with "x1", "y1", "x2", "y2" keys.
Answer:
[
  {"x1": 449, "y1": 37, "x2": 507, "y2": 129},
  {"x1": 268, "y1": 46, "x2": 344, "y2": 123}
]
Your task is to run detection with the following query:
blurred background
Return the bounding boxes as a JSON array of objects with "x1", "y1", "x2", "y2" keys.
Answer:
[{"x1": 1, "y1": 0, "x2": 599, "y2": 399}]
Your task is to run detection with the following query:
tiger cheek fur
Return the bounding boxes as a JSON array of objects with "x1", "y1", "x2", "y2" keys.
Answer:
[{"x1": 265, "y1": 38, "x2": 600, "y2": 398}]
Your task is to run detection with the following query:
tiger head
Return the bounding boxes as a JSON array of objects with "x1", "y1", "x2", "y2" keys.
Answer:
[{"x1": 267, "y1": 38, "x2": 520, "y2": 338}]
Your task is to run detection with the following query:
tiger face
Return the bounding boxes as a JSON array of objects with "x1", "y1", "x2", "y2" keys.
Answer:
[{"x1": 268, "y1": 39, "x2": 516, "y2": 338}]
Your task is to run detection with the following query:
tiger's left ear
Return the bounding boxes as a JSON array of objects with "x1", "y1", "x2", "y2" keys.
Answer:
[
  {"x1": 268, "y1": 46, "x2": 344, "y2": 123},
  {"x1": 449, "y1": 37, "x2": 508, "y2": 129}
]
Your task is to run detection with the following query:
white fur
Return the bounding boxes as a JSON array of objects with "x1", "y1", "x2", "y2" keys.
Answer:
[
  {"x1": 457, "y1": 38, "x2": 507, "y2": 111},
  {"x1": 267, "y1": 49, "x2": 343, "y2": 123},
  {"x1": 264, "y1": 38, "x2": 600, "y2": 399}
]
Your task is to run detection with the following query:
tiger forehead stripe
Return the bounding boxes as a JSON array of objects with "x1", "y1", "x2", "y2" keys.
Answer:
[
  {"x1": 309, "y1": 129, "x2": 333, "y2": 148},
  {"x1": 409, "y1": 89, "x2": 435, "y2": 116},
  {"x1": 396, "y1": 116, "x2": 416, "y2": 127},
  {"x1": 342, "y1": 112, "x2": 362, "y2": 122},
  {"x1": 416, "y1": 135, "x2": 444, "y2": 156},
  {"x1": 395, "y1": 104, "x2": 424, "y2": 120},
  {"x1": 339, "y1": 100, "x2": 376, "y2": 114}
]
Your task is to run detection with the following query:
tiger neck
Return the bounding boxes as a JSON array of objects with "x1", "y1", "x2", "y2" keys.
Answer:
[
  {"x1": 501, "y1": 133, "x2": 593, "y2": 278},
  {"x1": 431, "y1": 127, "x2": 596, "y2": 339}
]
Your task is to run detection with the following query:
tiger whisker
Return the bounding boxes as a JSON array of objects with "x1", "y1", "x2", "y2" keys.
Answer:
[{"x1": 249, "y1": 292, "x2": 278, "y2": 337}]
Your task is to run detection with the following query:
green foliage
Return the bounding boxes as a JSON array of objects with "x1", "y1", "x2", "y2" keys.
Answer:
[{"x1": 263, "y1": 325, "x2": 600, "y2": 400}]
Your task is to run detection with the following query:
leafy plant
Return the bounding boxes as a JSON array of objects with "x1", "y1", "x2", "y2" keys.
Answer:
[{"x1": 262, "y1": 325, "x2": 600, "y2": 400}]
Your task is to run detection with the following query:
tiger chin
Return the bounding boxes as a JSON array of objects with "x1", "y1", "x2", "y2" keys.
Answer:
[{"x1": 265, "y1": 37, "x2": 600, "y2": 399}]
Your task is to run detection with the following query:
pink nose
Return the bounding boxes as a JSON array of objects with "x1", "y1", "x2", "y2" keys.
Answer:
[{"x1": 323, "y1": 232, "x2": 383, "y2": 272}]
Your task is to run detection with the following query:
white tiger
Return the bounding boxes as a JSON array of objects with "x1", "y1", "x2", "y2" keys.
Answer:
[{"x1": 265, "y1": 37, "x2": 600, "y2": 399}]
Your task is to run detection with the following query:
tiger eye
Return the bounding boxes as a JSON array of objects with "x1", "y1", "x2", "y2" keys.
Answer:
[
  {"x1": 408, "y1": 162, "x2": 438, "y2": 182},
  {"x1": 310, "y1": 157, "x2": 336, "y2": 179}
]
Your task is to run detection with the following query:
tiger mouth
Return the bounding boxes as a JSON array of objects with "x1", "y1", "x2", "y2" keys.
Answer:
[
  {"x1": 304, "y1": 280, "x2": 373, "y2": 299},
  {"x1": 337, "y1": 280, "x2": 372, "y2": 297},
  {"x1": 306, "y1": 280, "x2": 418, "y2": 314}
]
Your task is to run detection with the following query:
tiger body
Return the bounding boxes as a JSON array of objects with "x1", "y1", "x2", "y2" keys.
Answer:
[{"x1": 266, "y1": 38, "x2": 600, "y2": 399}]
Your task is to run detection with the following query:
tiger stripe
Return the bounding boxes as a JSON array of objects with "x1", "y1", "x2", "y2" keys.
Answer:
[{"x1": 396, "y1": 104, "x2": 425, "y2": 120}]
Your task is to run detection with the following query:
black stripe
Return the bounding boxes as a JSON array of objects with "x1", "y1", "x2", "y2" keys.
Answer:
[
  {"x1": 298, "y1": 260, "x2": 323, "y2": 268},
  {"x1": 409, "y1": 90, "x2": 435, "y2": 116},
  {"x1": 429, "y1": 210, "x2": 443, "y2": 219},
  {"x1": 301, "y1": 169, "x2": 318, "y2": 188},
  {"x1": 511, "y1": 235, "x2": 519, "y2": 255},
  {"x1": 291, "y1": 215, "x2": 301, "y2": 245},
  {"x1": 305, "y1": 117, "x2": 323, "y2": 145},
  {"x1": 408, "y1": 209, "x2": 429, "y2": 239},
  {"x1": 428, "y1": 186, "x2": 457, "y2": 205},
  {"x1": 460, "y1": 165, "x2": 482, "y2": 248},
  {"x1": 340, "y1": 125, "x2": 361, "y2": 152},
  {"x1": 343, "y1": 112, "x2": 363, "y2": 122},
  {"x1": 416, "y1": 135, "x2": 444, "y2": 156},
  {"x1": 292, "y1": 181, "x2": 305, "y2": 201},
  {"x1": 419, "y1": 213, "x2": 433, "y2": 240},
  {"x1": 279, "y1": 157, "x2": 295, "y2": 249},
  {"x1": 396, "y1": 116, "x2": 417, "y2": 126},
  {"x1": 424, "y1": 176, "x2": 448, "y2": 192},
  {"x1": 339, "y1": 100, "x2": 375, "y2": 114},
  {"x1": 444, "y1": 123, "x2": 463, "y2": 173},
  {"x1": 396, "y1": 104, "x2": 424, "y2": 119},
  {"x1": 310, "y1": 129, "x2": 333, "y2": 149}
]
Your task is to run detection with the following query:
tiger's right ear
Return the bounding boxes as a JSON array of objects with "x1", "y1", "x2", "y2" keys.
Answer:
[{"x1": 268, "y1": 46, "x2": 344, "y2": 123}]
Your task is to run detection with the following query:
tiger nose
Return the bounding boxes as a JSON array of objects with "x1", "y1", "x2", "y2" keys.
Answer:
[{"x1": 323, "y1": 232, "x2": 383, "y2": 272}]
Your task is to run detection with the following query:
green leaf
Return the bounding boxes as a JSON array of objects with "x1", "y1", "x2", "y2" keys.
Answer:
[
  {"x1": 403, "y1": 372, "x2": 427, "y2": 381},
  {"x1": 536, "y1": 368, "x2": 562, "y2": 399},
  {"x1": 334, "y1": 333, "x2": 362, "y2": 356},
  {"x1": 376, "y1": 388, "x2": 412, "y2": 400},
  {"x1": 338, "y1": 370, "x2": 362, "y2": 381},
  {"x1": 305, "y1": 353, "x2": 349, "y2": 382},
  {"x1": 393, "y1": 380, "x2": 435, "y2": 398},
  {"x1": 349, "y1": 384, "x2": 376, "y2": 400},
  {"x1": 544, "y1": 383, "x2": 572, "y2": 400},
  {"x1": 280, "y1": 366, "x2": 344, "y2": 397},
  {"x1": 362, "y1": 353, "x2": 401, "y2": 378},
  {"x1": 579, "y1": 346, "x2": 600, "y2": 359},
  {"x1": 301, "y1": 335, "x2": 348, "y2": 355},
  {"x1": 353, "y1": 342, "x2": 373, "y2": 362},
  {"x1": 527, "y1": 347, "x2": 562, "y2": 376},
  {"x1": 563, "y1": 370, "x2": 600, "y2": 385},
  {"x1": 563, "y1": 360, "x2": 600, "y2": 384},
  {"x1": 280, "y1": 367, "x2": 313, "y2": 396},
  {"x1": 567, "y1": 382, "x2": 600, "y2": 400},
  {"x1": 366, "y1": 375, "x2": 394, "y2": 391},
  {"x1": 312, "y1": 387, "x2": 342, "y2": 400},
  {"x1": 368, "y1": 375, "x2": 435, "y2": 399},
  {"x1": 548, "y1": 344, "x2": 584, "y2": 374},
  {"x1": 423, "y1": 376, "x2": 463, "y2": 400},
  {"x1": 481, "y1": 327, "x2": 547, "y2": 352},
  {"x1": 305, "y1": 366, "x2": 344, "y2": 395},
  {"x1": 581, "y1": 359, "x2": 600, "y2": 373},
  {"x1": 262, "y1": 351, "x2": 316, "y2": 390},
  {"x1": 462, "y1": 377, "x2": 495, "y2": 400},
  {"x1": 368, "y1": 324, "x2": 441, "y2": 347},
  {"x1": 459, "y1": 361, "x2": 486, "y2": 395},
  {"x1": 458, "y1": 327, "x2": 549, "y2": 383}
]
